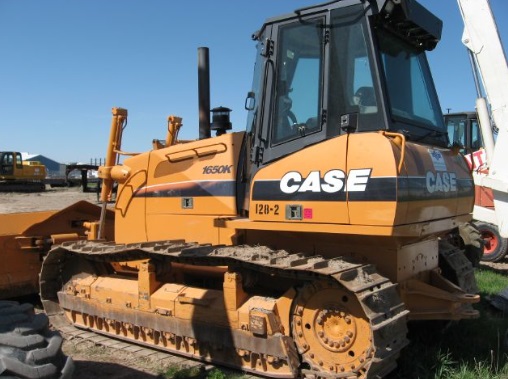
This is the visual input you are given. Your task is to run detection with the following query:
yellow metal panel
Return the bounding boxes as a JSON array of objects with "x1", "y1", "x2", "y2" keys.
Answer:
[
  {"x1": 346, "y1": 133, "x2": 400, "y2": 226},
  {"x1": 146, "y1": 214, "x2": 220, "y2": 244},
  {"x1": 90, "y1": 277, "x2": 139, "y2": 308},
  {"x1": 19, "y1": 163, "x2": 45, "y2": 180},
  {"x1": 145, "y1": 133, "x2": 241, "y2": 216},
  {"x1": 115, "y1": 196, "x2": 147, "y2": 243},
  {"x1": 400, "y1": 142, "x2": 474, "y2": 223},
  {"x1": 115, "y1": 170, "x2": 148, "y2": 217},
  {"x1": 250, "y1": 135, "x2": 349, "y2": 224},
  {"x1": 150, "y1": 283, "x2": 184, "y2": 316},
  {"x1": 113, "y1": 132, "x2": 244, "y2": 244},
  {"x1": 0, "y1": 236, "x2": 40, "y2": 295},
  {"x1": 146, "y1": 196, "x2": 236, "y2": 216},
  {"x1": 174, "y1": 287, "x2": 229, "y2": 326},
  {"x1": 0, "y1": 211, "x2": 55, "y2": 235},
  {"x1": 114, "y1": 152, "x2": 148, "y2": 243},
  {"x1": 224, "y1": 214, "x2": 470, "y2": 238}
]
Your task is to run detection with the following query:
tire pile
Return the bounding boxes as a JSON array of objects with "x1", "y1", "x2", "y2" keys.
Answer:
[{"x1": 0, "y1": 301, "x2": 74, "y2": 379}]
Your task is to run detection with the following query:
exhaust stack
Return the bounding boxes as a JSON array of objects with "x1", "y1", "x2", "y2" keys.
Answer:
[{"x1": 198, "y1": 47, "x2": 211, "y2": 139}]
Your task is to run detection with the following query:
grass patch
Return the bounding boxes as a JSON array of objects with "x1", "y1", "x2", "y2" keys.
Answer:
[
  {"x1": 161, "y1": 365, "x2": 246, "y2": 379},
  {"x1": 388, "y1": 267, "x2": 508, "y2": 378},
  {"x1": 163, "y1": 365, "x2": 203, "y2": 379},
  {"x1": 476, "y1": 268, "x2": 508, "y2": 295}
]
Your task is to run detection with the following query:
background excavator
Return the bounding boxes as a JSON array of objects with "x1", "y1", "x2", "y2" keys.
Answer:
[
  {"x1": 445, "y1": 0, "x2": 508, "y2": 262},
  {"x1": 0, "y1": 151, "x2": 46, "y2": 192},
  {"x1": 0, "y1": 1, "x2": 483, "y2": 378}
]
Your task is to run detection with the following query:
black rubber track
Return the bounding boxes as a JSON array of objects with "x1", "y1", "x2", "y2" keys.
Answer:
[{"x1": 0, "y1": 301, "x2": 74, "y2": 379}]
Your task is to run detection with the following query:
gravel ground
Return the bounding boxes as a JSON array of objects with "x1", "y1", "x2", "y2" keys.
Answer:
[
  {"x1": 0, "y1": 186, "x2": 98, "y2": 214},
  {"x1": 480, "y1": 259, "x2": 508, "y2": 272},
  {"x1": 62, "y1": 339, "x2": 167, "y2": 378}
]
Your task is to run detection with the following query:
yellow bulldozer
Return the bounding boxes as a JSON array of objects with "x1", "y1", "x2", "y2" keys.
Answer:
[{"x1": 1, "y1": 1, "x2": 483, "y2": 378}]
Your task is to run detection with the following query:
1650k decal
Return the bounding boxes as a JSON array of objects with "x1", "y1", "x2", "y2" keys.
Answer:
[
  {"x1": 280, "y1": 169, "x2": 372, "y2": 194},
  {"x1": 202, "y1": 165, "x2": 233, "y2": 174}
]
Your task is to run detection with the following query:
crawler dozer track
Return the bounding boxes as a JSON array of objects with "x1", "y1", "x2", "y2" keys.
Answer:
[
  {"x1": 0, "y1": 180, "x2": 45, "y2": 192},
  {"x1": 40, "y1": 240, "x2": 409, "y2": 379}
]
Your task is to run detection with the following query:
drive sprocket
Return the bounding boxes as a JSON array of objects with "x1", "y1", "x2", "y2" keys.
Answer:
[{"x1": 292, "y1": 280, "x2": 374, "y2": 377}]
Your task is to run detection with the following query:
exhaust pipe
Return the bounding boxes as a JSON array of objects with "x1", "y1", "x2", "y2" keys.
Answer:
[{"x1": 198, "y1": 47, "x2": 211, "y2": 139}]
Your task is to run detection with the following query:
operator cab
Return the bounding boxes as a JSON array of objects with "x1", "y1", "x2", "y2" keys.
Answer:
[
  {"x1": 445, "y1": 112, "x2": 484, "y2": 153},
  {"x1": 246, "y1": 0, "x2": 445, "y2": 165},
  {"x1": 0, "y1": 152, "x2": 21, "y2": 176}
]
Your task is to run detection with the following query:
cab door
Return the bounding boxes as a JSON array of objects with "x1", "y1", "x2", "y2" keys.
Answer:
[
  {"x1": 254, "y1": 15, "x2": 328, "y2": 166},
  {"x1": 0, "y1": 152, "x2": 15, "y2": 177}
]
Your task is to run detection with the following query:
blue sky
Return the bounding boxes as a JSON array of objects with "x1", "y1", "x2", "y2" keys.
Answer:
[{"x1": 1, "y1": 1, "x2": 507, "y2": 164}]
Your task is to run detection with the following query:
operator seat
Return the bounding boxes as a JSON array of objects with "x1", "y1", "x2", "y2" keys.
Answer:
[{"x1": 354, "y1": 86, "x2": 377, "y2": 114}]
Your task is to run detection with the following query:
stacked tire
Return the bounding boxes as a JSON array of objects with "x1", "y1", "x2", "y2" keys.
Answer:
[{"x1": 0, "y1": 301, "x2": 74, "y2": 379}]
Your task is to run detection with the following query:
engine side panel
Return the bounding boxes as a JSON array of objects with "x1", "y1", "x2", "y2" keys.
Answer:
[{"x1": 114, "y1": 132, "x2": 244, "y2": 244}]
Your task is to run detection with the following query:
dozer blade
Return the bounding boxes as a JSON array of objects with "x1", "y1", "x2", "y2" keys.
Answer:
[
  {"x1": 0, "y1": 201, "x2": 114, "y2": 299},
  {"x1": 0, "y1": 210, "x2": 56, "y2": 298}
]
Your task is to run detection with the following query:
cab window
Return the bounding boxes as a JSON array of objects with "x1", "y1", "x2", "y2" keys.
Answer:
[
  {"x1": 272, "y1": 19, "x2": 323, "y2": 145},
  {"x1": 15, "y1": 153, "x2": 23, "y2": 168},
  {"x1": 328, "y1": 8, "x2": 382, "y2": 132}
]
